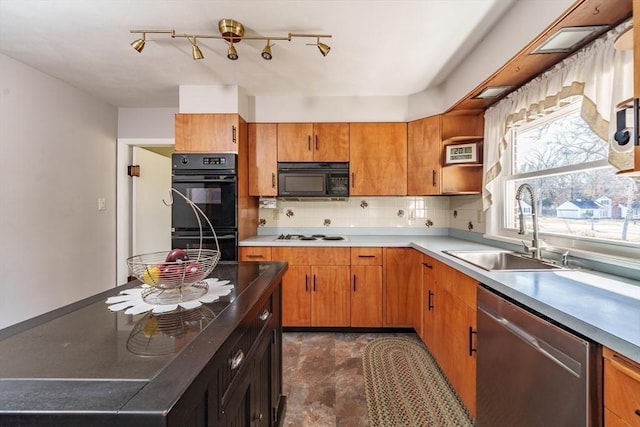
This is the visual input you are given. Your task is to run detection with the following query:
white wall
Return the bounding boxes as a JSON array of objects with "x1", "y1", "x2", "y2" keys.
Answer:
[{"x1": 0, "y1": 53, "x2": 118, "y2": 329}]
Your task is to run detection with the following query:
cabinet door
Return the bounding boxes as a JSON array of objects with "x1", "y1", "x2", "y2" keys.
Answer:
[
  {"x1": 313, "y1": 123, "x2": 349, "y2": 161},
  {"x1": 277, "y1": 123, "x2": 314, "y2": 161},
  {"x1": 349, "y1": 123, "x2": 407, "y2": 195},
  {"x1": 175, "y1": 113, "x2": 239, "y2": 153},
  {"x1": 435, "y1": 262, "x2": 478, "y2": 417},
  {"x1": 281, "y1": 265, "x2": 311, "y2": 326},
  {"x1": 248, "y1": 123, "x2": 278, "y2": 196},
  {"x1": 408, "y1": 116, "x2": 442, "y2": 195},
  {"x1": 350, "y1": 265, "x2": 383, "y2": 327},
  {"x1": 311, "y1": 265, "x2": 350, "y2": 327},
  {"x1": 382, "y1": 248, "x2": 421, "y2": 327},
  {"x1": 604, "y1": 347, "x2": 640, "y2": 427}
]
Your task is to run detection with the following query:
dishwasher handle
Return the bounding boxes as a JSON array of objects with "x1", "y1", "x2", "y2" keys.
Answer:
[{"x1": 478, "y1": 304, "x2": 583, "y2": 378}]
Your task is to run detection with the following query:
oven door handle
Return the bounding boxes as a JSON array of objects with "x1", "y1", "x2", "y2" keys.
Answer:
[
  {"x1": 171, "y1": 176, "x2": 237, "y2": 183},
  {"x1": 173, "y1": 234, "x2": 236, "y2": 240}
]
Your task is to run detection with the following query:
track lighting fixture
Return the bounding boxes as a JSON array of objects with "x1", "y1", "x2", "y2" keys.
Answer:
[
  {"x1": 317, "y1": 40, "x2": 331, "y2": 57},
  {"x1": 130, "y1": 33, "x2": 146, "y2": 53},
  {"x1": 227, "y1": 43, "x2": 238, "y2": 60},
  {"x1": 261, "y1": 41, "x2": 273, "y2": 60},
  {"x1": 130, "y1": 19, "x2": 332, "y2": 61},
  {"x1": 191, "y1": 37, "x2": 204, "y2": 60}
]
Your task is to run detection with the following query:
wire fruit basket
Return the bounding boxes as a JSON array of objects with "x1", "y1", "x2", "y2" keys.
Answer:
[{"x1": 126, "y1": 189, "x2": 220, "y2": 305}]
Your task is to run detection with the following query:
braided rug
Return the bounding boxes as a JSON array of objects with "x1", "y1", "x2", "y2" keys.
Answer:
[{"x1": 363, "y1": 337, "x2": 474, "y2": 427}]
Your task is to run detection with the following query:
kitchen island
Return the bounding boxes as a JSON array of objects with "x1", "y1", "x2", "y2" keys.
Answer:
[{"x1": 0, "y1": 261, "x2": 288, "y2": 427}]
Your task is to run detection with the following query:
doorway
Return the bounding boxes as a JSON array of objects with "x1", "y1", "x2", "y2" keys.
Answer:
[{"x1": 116, "y1": 138, "x2": 173, "y2": 285}]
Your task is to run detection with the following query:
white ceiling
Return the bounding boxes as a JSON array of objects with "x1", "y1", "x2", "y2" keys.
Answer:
[{"x1": 0, "y1": 0, "x2": 516, "y2": 108}]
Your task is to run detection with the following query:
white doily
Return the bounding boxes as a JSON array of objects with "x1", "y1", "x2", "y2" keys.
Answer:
[{"x1": 106, "y1": 278, "x2": 233, "y2": 315}]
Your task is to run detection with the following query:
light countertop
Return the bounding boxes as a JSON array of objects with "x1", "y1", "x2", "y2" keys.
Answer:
[{"x1": 240, "y1": 234, "x2": 640, "y2": 363}]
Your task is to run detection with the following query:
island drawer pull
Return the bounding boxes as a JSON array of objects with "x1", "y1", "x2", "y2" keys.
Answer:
[
  {"x1": 259, "y1": 309, "x2": 271, "y2": 321},
  {"x1": 230, "y1": 350, "x2": 245, "y2": 370},
  {"x1": 358, "y1": 255, "x2": 376, "y2": 258}
]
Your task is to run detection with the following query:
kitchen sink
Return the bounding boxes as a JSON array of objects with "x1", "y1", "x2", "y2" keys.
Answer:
[{"x1": 443, "y1": 250, "x2": 567, "y2": 271}]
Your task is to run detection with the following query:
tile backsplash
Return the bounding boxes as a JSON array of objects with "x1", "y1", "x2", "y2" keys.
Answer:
[{"x1": 258, "y1": 195, "x2": 485, "y2": 233}]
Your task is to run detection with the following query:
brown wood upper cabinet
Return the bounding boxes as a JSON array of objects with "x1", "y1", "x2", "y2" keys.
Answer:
[
  {"x1": 277, "y1": 123, "x2": 349, "y2": 162},
  {"x1": 248, "y1": 123, "x2": 278, "y2": 196},
  {"x1": 349, "y1": 123, "x2": 407, "y2": 196},
  {"x1": 408, "y1": 115, "x2": 441, "y2": 196},
  {"x1": 175, "y1": 113, "x2": 244, "y2": 153},
  {"x1": 408, "y1": 112, "x2": 484, "y2": 195}
]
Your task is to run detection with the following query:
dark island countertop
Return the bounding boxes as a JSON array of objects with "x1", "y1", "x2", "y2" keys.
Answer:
[{"x1": 0, "y1": 261, "x2": 287, "y2": 426}]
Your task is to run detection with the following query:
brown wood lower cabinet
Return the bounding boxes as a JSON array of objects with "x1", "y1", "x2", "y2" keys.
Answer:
[
  {"x1": 351, "y1": 247, "x2": 383, "y2": 327},
  {"x1": 604, "y1": 347, "x2": 640, "y2": 427},
  {"x1": 421, "y1": 254, "x2": 477, "y2": 417},
  {"x1": 382, "y1": 248, "x2": 422, "y2": 328},
  {"x1": 271, "y1": 247, "x2": 351, "y2": 327}
]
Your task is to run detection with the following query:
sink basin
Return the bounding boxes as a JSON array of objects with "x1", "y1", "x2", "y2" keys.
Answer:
[{"x1": 443, "y1": 250, "x2": 566, "y2": 271}]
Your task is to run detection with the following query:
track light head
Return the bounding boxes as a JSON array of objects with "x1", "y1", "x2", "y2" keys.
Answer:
[
  {"x1": 317, "y1": 40, "x2": 330, "y2": 57},
  {"x1": 131, "y1": 34, "x2": 146, "y2": 53},
  {"x1": 192, "y1": 45, "x2": 204, "y2": 60},
  {"x1": 261, "y1": 41, "x2": 273, "y2": 60},
  {"x1": 227, "y1": 43, "x2": 238, "y2": 60},
  {"x1": 191, "y1": 36, "x2": 204, "y2": 60}
]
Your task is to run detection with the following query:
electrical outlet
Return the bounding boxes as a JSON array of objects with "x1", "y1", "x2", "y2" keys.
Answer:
[{"x1": 98, "y1": 198, "x2": 106, "y2": 211}]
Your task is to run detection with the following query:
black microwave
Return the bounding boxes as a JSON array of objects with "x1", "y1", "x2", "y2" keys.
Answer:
[{"x1": 277, "y1": 162, "x2": 349, "y2": 198}]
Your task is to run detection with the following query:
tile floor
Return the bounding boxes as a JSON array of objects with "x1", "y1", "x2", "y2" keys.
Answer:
[{"x1": 281, "y1": 331, "x2": 419, "y2": 426}]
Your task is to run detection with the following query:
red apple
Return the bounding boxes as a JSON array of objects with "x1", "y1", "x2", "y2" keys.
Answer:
[
  {"x1": 166, "y1": 248, "x2": 189, "y2": 263},
  {"x1": 160, "y1": 264, "x2": 185, "y2": 285},
  {"x1": 184, "y1": 262, "x2": 203, "y2": 282}
]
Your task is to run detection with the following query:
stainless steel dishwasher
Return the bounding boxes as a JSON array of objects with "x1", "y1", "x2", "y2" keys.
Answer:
[{"x1": 476, "y1": 285, "x2": 602, "y2": 427}]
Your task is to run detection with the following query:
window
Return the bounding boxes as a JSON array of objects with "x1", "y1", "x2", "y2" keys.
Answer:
[{"x1": 495, "y1": 98, "x2": 639, "y2": 256}]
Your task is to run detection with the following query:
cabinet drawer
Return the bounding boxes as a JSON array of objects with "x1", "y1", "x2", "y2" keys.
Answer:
[
  {"x1": 351, "y1": 247, "x2": 383, "y2": 265},
  {"x1": 272, "y1": 247, "x2": 350, "y2": 265},
  {"x1": 604, "y1": 347, "x2": 640, "y2": 427},
  {"x1": 218, "y1": 293, "x2": 274, "y2": 412},
  {"x1": 239, "y1": 247, "x2": 272, "y2": 261}
]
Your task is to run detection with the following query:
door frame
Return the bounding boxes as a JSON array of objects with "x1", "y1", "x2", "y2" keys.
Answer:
[{"x1": 116, "y1": 138, "x2": 173, "y2": 285}]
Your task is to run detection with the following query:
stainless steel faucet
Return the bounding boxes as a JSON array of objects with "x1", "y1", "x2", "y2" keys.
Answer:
[{"x1": 515, "y1": 183, "x2": 542, "y2": 260}]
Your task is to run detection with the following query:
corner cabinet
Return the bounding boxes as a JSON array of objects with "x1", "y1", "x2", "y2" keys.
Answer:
[
  {"x1": 248, "y1": 123, "x2": 278, "y2": 197},
  {"x1": 277, "y1": 123, "x2": 349, "y2": 162},
  {"x1": 408, "y1": 111, "x2": 484, "y2": 195},
  {"x1": 349, "y1": 123, "x2": 408, "y2": 195},
  {"x1": 175, "y1": 113, "x2": 245, "y2": 153},
  {"x1": 382, "y1": 248, "x2": 422, "y2": 328}
]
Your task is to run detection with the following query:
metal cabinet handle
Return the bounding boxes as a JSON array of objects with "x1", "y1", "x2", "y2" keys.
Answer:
[
  {"x1": 351, "y1": 172, "x2": 355, "y2": 188},
  {"x1": 432, "y1": 169, "x2": 436, "y2": 186},
  {"x1": 313, "y1": 275, "x2": 317, "y2": 292},
  {"x1": 230, "y1": 350, "x2": 244, "y2": 370},
  {"x1": 635, "y1": 409, "x2": 640, "y2": 417},
  {"x1": 358, "y1": 255, "x2": 375, "y2": 258},
  {"x1": 307, "y1": 135, "x2": 311, "y2": 151},
  {"x1": 353, "y1": 275, "x2": 357, "y2": 291},
  {"x1": 427, "y1": 290, "x2": 434, "y2": 311},
  {"x1": 259, "y1": 309, "x2": 270, "y2": 321},
  {"x1": 246, "y1": 254, "x2": 264, "y2": 259},
  {"x1": 422, "y1": 262, "x2": 433, "y2": 269},
  {"x1": 469, "y1": 327, "x2": 477, "y2": 356},
  {"x1": 271, "y1": 172, "x2": 276, "y2": 188},
  {"x1": 305, "y1": 275, "x2": 309, "y2": 292},
  {"x1": 315, "y1": 135, "x2": 319, "y2": 151},
  {"x1": 232, "y1": 125, "x2": 237, "y2": 144}
]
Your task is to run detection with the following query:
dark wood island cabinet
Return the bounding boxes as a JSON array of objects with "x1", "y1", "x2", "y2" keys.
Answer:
[{"x1": 0, "y1": 261, "x2": 288, "y2": 427}]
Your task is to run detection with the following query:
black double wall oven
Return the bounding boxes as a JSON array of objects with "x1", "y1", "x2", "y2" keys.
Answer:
[{"x1": 171, "y1": 153, "x2": 238, "y2": 261}]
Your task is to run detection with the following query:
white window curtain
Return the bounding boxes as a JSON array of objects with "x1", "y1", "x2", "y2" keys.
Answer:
[{"x1": 482, "y1": 19, "x2": 633, "y2": 210}]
